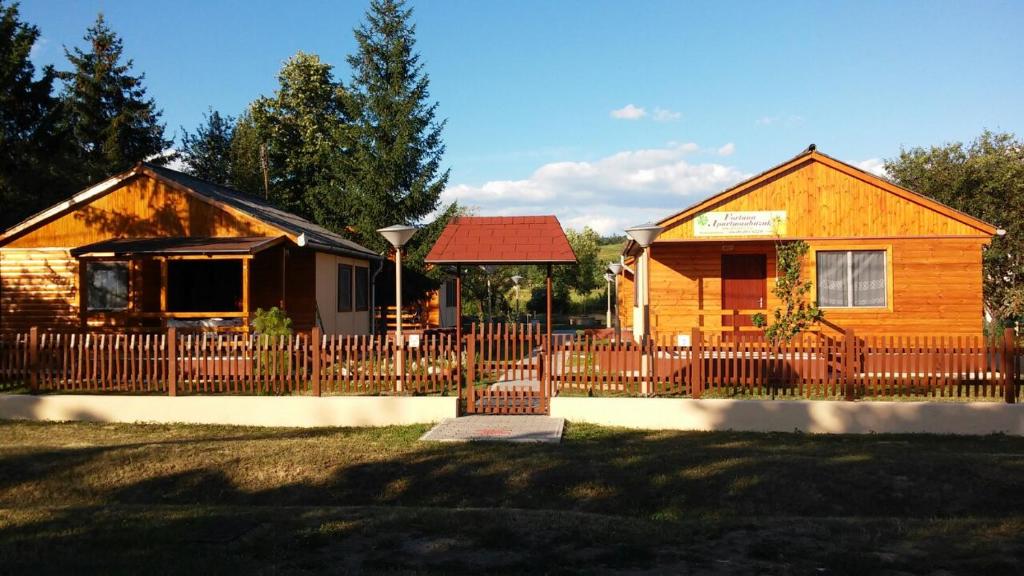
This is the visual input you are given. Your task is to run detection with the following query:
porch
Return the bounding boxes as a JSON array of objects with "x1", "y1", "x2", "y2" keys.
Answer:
[{"x1": 70, "y1": 236, "x2": 314, "y2": 332}]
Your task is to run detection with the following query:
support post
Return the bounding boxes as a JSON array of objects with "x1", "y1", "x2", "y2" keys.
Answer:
[
  {"x1": 167, "y1": 327, "x2": 177, "y2": 397},
  {"x1": 844, "y1": 328, "x2": 856, "y2": 401},
  {"x1": 466, "y1": 324, "x2": 476, "y2": 412},
  {"x1": 394, "y1": 247, "x2": 404, "y2": 393},
  {"x1": 242, "y1": 257, "x2": 251, "y2": 332},
  {"x1": 311, "y1": 326, "x2": 322, "y2": 397},
  {"x1": 1004, "y1": 327, "x2": 1016, "y2": 404},
  {"x1": 691, "y1": 326, "x2": 702, "y2": 399},
  {"x1": 455, "y1": 266, "x2": 463, "y2": 406},
  {"x1": 28, "y1": 326, "x2": 39, "y2": 393},
  {"x1": 545, "y1": 264, "x2": 553, "y2": 399}
]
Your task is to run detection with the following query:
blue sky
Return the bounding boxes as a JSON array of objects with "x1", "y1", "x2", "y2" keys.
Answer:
[{"x1": 23, "y1": 0, "x2": 1024, "y2": 234}]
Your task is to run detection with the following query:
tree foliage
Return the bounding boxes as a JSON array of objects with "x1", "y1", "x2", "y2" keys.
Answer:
[
  {"x1": 340, "y1": 0, "x2": 453, "y2": 257},
  {"x1": 249, "y1": 52, "x2": 348, "y2": 220},
  {"x1": 58, "y1": 14, "x2": 170, "y2": 186},
  {"x1": 557, "y1": 226, "x2": 600, "y2": 298},
  {"x1": 752, "y1": 240, "x2": 823, "y2": 345},
  {"x1": 0, "y1": 1, "x2": 75, "y2": 228},
  {"x1": 179, "y1": 108, "x2": 234, "y2": 185},
  {"x1": 884, "y1": 131, "x2": 1024, "y2": 324}
]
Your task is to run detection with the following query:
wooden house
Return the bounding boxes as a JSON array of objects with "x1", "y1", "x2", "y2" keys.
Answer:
[
  {"x1": 0, "y1": 162, "x2": 382, "y2": 333},
  {"x1": 617, "y1": 147, "x2": 1000, "y2": 339}
]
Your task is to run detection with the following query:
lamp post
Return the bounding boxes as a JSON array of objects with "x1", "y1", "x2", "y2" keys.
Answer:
[
  {"x1": 604, "y1": 272, "x2": 614, "y2": 328},
  {"x1": 624, "y1": 223, "x2": 663, "y2": 396},
  {"x1": 378, "y1": 225, "x2": 418, "y2": 390},
  {"x1": 510, "y1": 274, "x2": 523, "y2": 322},
  {"x1": 479, "y1": 265, "x2": 496, "y2": 323},
  {"x1": 624, "y1": 223, "x2": 664, "y2": 344},
  {"x1": 608, "y1": 262, "x2": 623, "y2": 341}
]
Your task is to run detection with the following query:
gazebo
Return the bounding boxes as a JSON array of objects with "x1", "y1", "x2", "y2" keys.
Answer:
[{"x1": 425, "y1": 215, "x2": 577, "y2": 412}]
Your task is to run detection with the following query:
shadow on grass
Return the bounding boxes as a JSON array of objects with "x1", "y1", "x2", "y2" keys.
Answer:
[{"x1": 0, "y1": 420, "x2": 1023, "y2": 573}]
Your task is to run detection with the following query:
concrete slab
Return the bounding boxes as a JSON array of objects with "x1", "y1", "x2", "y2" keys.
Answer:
[{"x1": 420, "y1": 415, "x2": 565, "y2": 443}]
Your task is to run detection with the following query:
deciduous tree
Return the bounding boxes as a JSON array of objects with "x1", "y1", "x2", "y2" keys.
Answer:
[{"x1": 885, "y1": 131, "x2": 1024, "y2": 326}]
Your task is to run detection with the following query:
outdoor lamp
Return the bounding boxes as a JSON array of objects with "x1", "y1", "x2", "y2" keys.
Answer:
[
  {"x1": 604, "y1": 272, "x2": 615, "y2": 328},
  {"x1": 510, "y1": 275, "x2": 524, "y2": 320},
  {"x1": 624, "y1": 223, "x2": 663, "y2": 343},
  {"x1": 607, "y1": 262, "x2": 623, "y2": 339},
  {"x1": 377, "y1": 225, "x2": 418, "y2": 341}
]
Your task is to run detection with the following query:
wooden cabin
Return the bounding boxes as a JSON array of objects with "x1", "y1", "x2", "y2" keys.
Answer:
[
  {"x1": 617, "y1": 147, "x2": 999, "y2": 339},
  {"x1": 0, "y1": 162, "x2": 382, "y2": 333}
]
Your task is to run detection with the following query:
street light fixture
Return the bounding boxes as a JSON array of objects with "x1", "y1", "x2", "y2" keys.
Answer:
[
  {"x1": 624, "y1": 223, "x2": 664, "y2": 344},
  {"x1": 479, "y1": 265, "x2": 497, "y2": 323},
  {"x1": 377, "y1": 224, "x2": 418, "y2": 341},
  {"x1": 607, "y1": 262, "x2": 624, "y2": 340},
  {"x1": 603, "y1": 272, "x2": 614, "y2": 329},
  {"x1": 510, "y1": 274, "x2": 523, "y2": 322}
]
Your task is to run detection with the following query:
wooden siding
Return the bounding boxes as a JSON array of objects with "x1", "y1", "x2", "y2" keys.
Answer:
[
  {"x1": 0, "y1": 249, "x2": 79, "y2": 331},
  {"x1": 641, "y1": 238, "x2": 987, "y2": 337},
  {"x1": 5, "y1": 174, "x2": 280, "y2": 248},
  {"x1": 660, "y1": 160, "x2": 988, "y2": 241},
  {"x1": 249, "y1": 245, "x2": 317, "y2": 331}
]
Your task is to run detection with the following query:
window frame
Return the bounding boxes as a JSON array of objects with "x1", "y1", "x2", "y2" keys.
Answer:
[
  {"x1": 85, "y1": 261, "x2": 130, "y2": 312},
  {"x1": 337, "y1": 264, "x2": 353, "y2": 313},
  {"x1": 354, "y1": 266, "x2": 369, "y2": 312},
  {"x1": 812, "y1": 246, "x2": 893, "y2": 311}
]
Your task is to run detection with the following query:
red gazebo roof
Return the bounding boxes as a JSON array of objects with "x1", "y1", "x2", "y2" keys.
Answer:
[{"x1": 425, "y1": 216, "x2": 577, "y2": 264}]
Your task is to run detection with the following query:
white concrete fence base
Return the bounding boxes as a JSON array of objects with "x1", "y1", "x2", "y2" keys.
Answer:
[
  {"x1": 1, "y1": 395, "x2": 1022, "y2": 435},
  {"x1": 550, "y1": 397, "x2": 1024, "y2": 436},
  {"x1": 0, "y1": 395, "x2": 457, "y2": 428}
]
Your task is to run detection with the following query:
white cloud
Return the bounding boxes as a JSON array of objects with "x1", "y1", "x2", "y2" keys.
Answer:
[
  {"x1": 610, "y1": 104, "x2": 647, "y2": 120},
  {"x1": 717, "y1": 142, "x2": 736, "y2": 156},
  {"x1": 856, "y1": 158, "x2": 888, "y2": 177},
  {"x1": 755, "y1": 116, "x2": 776, "y2": 126},
  {"x1": 652, "y1": 107, "x2": 682, "y2": 122},
  {"x1": 444, "y1": 142, "x2": 748, "y2": 235},
  {"x1": 29, "y1": 36, "x2": 48, "y2": 59}
]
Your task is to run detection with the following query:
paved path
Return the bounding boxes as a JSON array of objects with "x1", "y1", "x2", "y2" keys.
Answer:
[{"x1": 420, "y1": 415, "x2": 565, "y2": 443}]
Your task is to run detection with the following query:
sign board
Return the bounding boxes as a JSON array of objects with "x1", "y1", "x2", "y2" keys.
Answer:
[{"x1": 693, "y1": 211, "x2": 787, "y2": 237}]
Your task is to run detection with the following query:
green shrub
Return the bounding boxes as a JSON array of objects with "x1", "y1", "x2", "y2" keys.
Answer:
[{"x1": 252, "y1": 307, "x2": 293, "y2": 337}]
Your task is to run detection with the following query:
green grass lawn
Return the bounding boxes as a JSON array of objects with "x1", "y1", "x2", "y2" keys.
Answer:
[{"x1": 1, "y1": 421, "x2": 1022, "y2": 574}]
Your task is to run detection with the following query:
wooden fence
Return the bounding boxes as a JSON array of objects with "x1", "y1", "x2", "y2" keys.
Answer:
[{"x1": 0, "y1": 325, "x2": 1020, "y2": 403}]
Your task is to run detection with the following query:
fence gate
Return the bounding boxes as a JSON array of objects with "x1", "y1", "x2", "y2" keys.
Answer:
[{"x1": 464, "y1": 323, "x2": 549, "y2": 415}]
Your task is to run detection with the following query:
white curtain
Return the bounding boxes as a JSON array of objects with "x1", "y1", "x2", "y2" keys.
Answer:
[
  {"x1": 852, "y1": 251, "x2": 886, "y2": 306},
  {"x1": 816, "y1": 252, "x2": 848, "y2": 307}
]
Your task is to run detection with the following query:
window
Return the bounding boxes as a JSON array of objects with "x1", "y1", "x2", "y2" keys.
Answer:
[
  {"x1": 167, "y1": 260, "x2": 242, "y2": 312},
  {"x1": 86, "y1": 262, "x2": 129, "y2": 311},
  {"x1": 816, "y1": 250, "x2": 887, "y2": 308},
  {"x1": 337, "y1": 264, "x2": 353, "y2": 312},
  {"x1": 354, "y1": 266, "x2": 369, "y2": 311}
]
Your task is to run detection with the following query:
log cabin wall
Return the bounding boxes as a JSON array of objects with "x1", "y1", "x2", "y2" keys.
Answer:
[
  {"x1": 618, "y1": 153, "x2": 994, "y2": 338},
  {"x1": 1, "y1": 174, "x2": 281, "y2": 331}
]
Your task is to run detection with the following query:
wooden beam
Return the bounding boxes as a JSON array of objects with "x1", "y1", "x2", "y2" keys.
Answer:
[{"x1": 242, "y1": 257, "x2": 250, "y2": 326}]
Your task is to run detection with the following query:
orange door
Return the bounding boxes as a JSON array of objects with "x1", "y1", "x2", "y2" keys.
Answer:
[{"x1": 721, "y1": 254, "x2": 767, "y2": 327}]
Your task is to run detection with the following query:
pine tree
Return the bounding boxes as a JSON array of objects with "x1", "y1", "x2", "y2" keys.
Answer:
[
  {"x1": 59, "y1": 14, "x2": 170, "y2": 186},
  {"x1": 0, "y1": 1, "x2": 74, "y2": 228},
  {"x1": 342, "y1": 0, "x2": 452, "y2": 260},
  {"x1": 180, "y1": 108, "x2": 234, "y2": 184}
]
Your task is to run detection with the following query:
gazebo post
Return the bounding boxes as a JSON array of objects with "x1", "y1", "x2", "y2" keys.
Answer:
[
  {"x1": 455, "y1": 265, "x2": 463, "y2": 402},
  {"x1": 545, "y1": 263, "x2": 553, "y2": 397}
]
